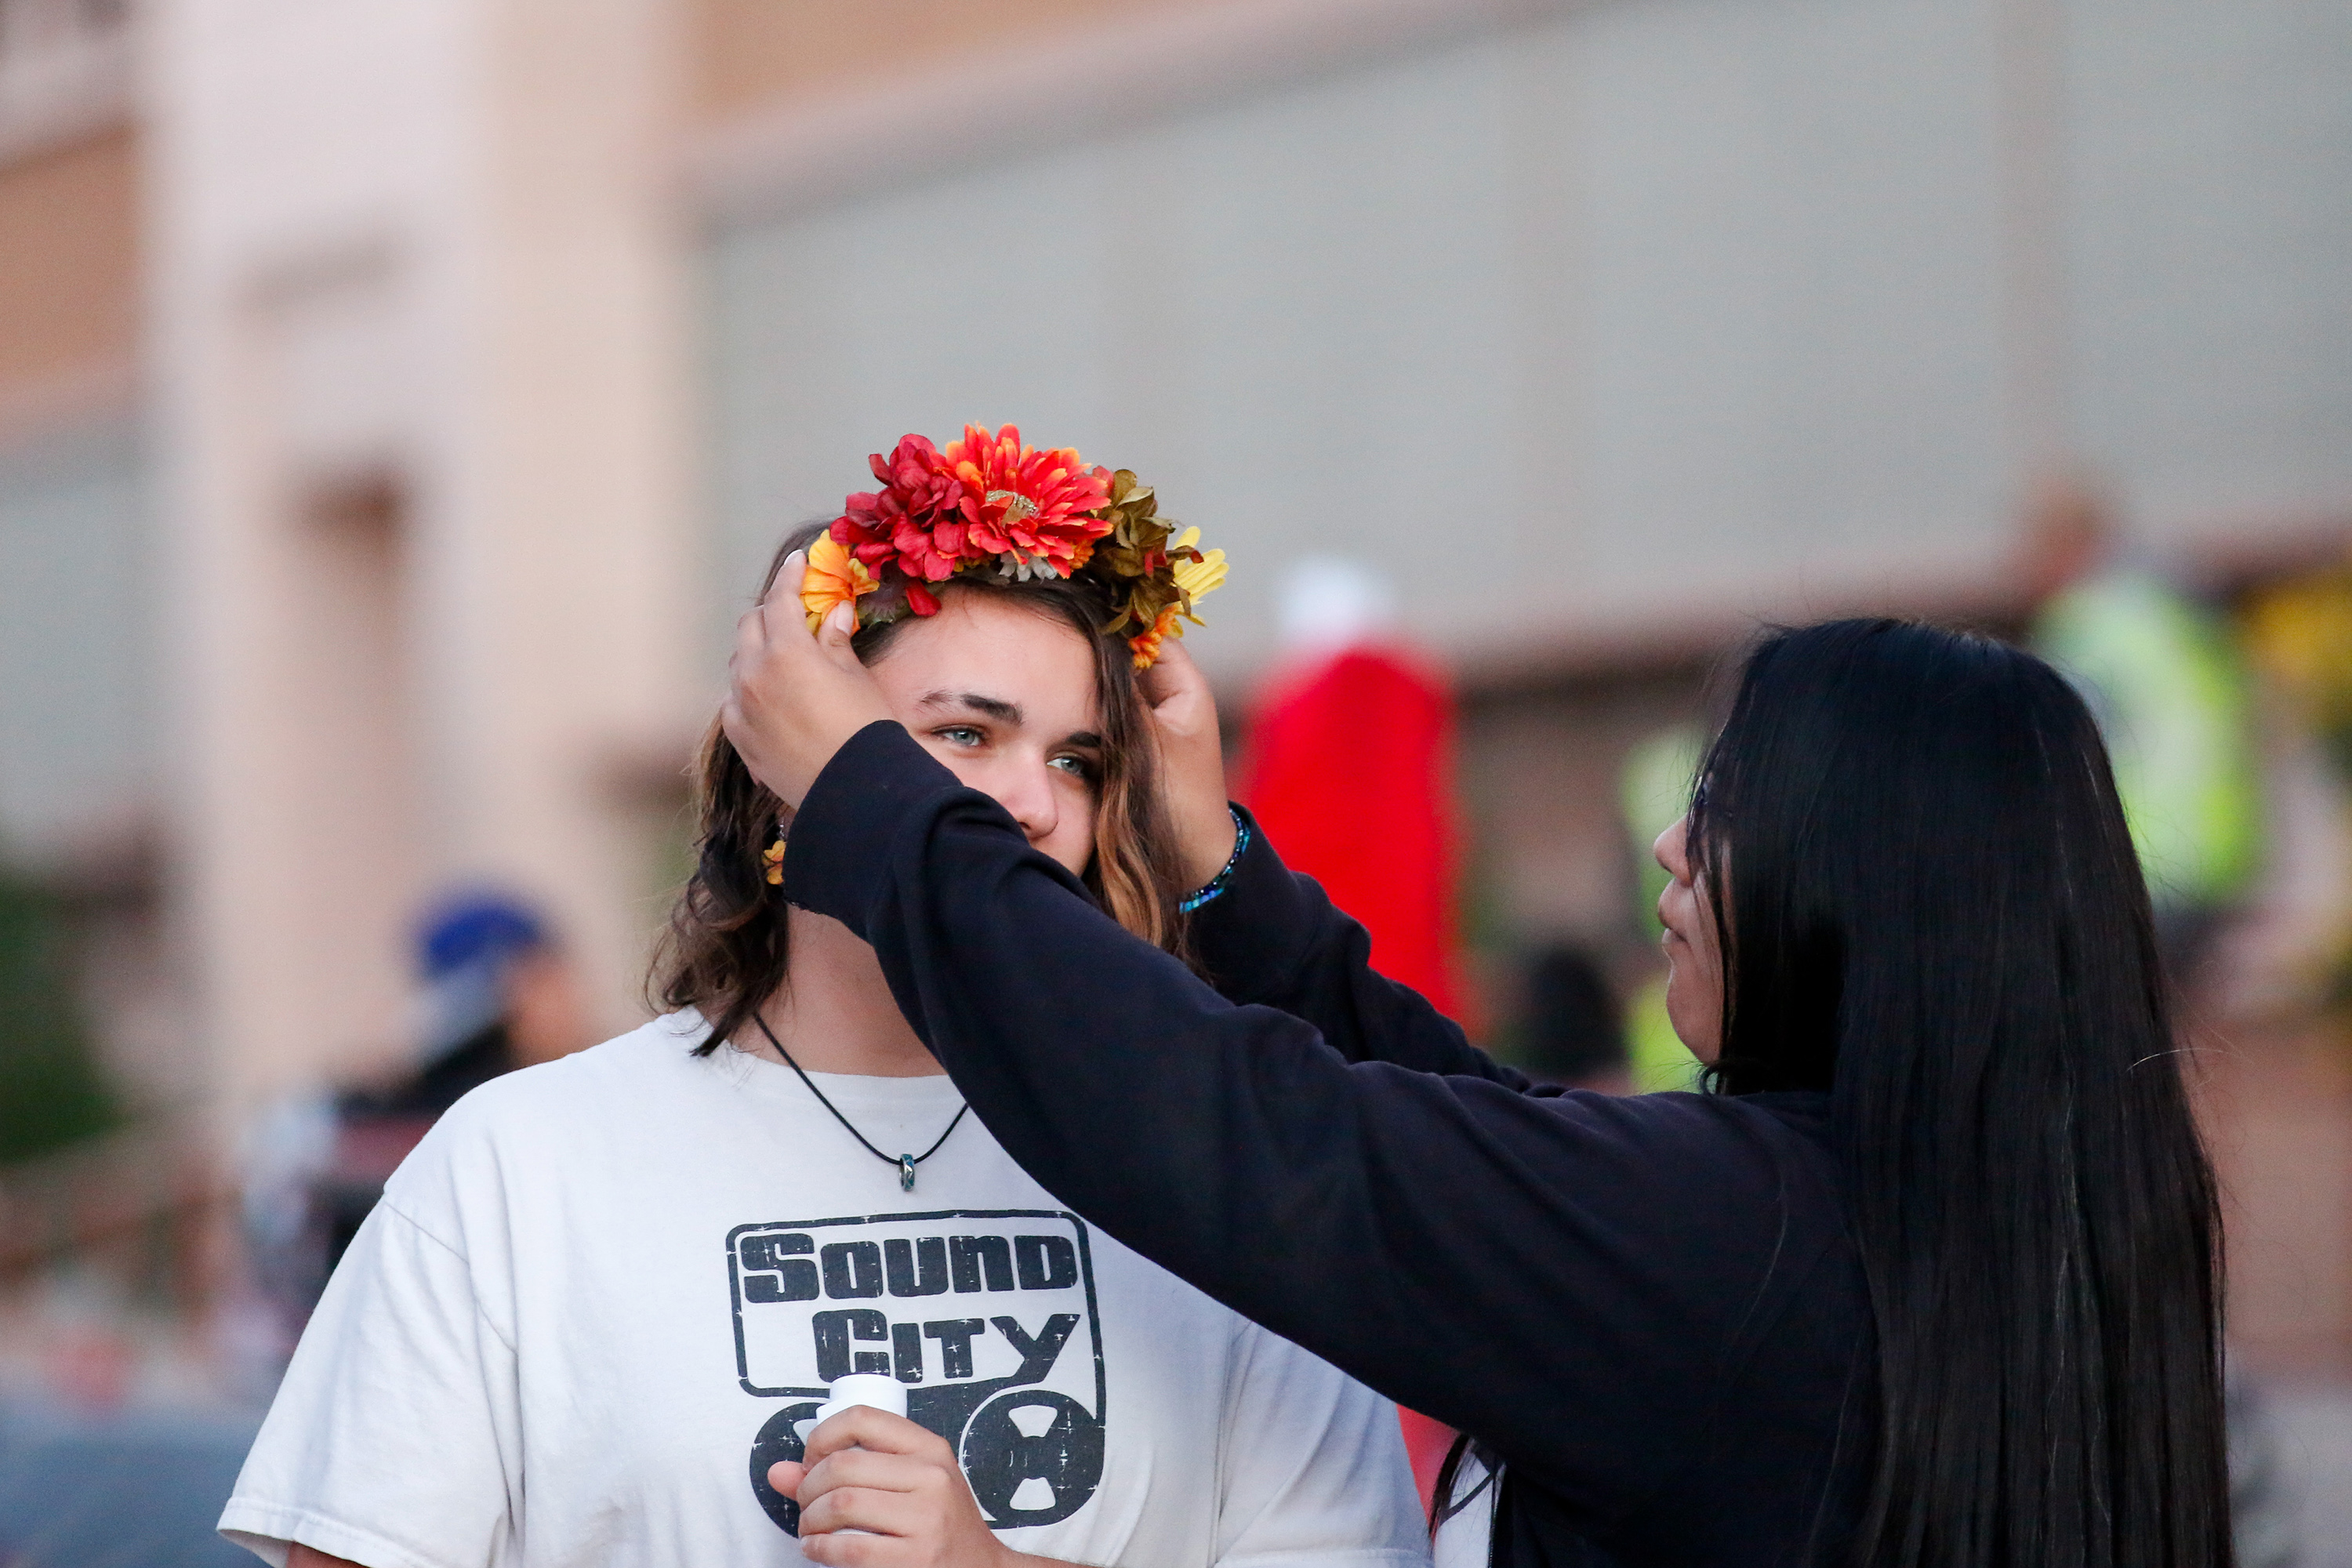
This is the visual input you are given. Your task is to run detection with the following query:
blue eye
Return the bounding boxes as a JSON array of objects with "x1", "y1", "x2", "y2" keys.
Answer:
[
  {"x1": 935, "y1": 726, "x2": 984, "y2": 748},
  {"x1": 1051, "y1": 754, "x2": 1100, "y2": 782}
]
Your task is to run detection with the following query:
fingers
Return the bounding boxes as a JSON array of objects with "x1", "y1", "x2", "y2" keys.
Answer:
[
  {"x1": 796, "y1": 1443, "x2": 935, "y2": 1505},
  {"x1": 1136, "y1": 641, "x2": 1178, "y2": 708},
  {"x1": 733, "y1": 601, "x2": 770, "y2": 672},
  {"x1": 816, "y1": 599, "x2": 862, "y2": 670},
  {"x1": 722, "y1": 545, "x2": 897, "y2": 808},
  {"x1": 798, "y1": 1526, "x2": 884, "y2": 1568},
  {"x1": 785, "y1": 1432, "x2": 978, "y2": 1543},
  {"x1": 799, "y1": 1482, "x2": 926, "y2": 1539},
  {"x1": 760, "y1": 550, "x2": 813, "y2": 643},
  {"x1": 1142, "y1": 637, "x2": 1204, "y2": 708},
  {"x1": 802, "y1": 1406, "x2": 955, "y2": 1466},
  {"x1": 1142, "y1": 642, "x2": 1218, "y2": 746}
]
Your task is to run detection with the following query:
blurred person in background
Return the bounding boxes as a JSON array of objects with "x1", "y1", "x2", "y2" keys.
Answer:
[
  {"x1": 1508, "y1": 946, "x2": 1628, "y2": 1094},
  {"x1": 240, "y1": 891, "x2": 588, "y2": 1354},
  {"x1": 1616, "y1": 728, "x2": 1704, "y2": 1092},
  {"x1": 2023, "y1": 477, "x2": 2263, "y2": 985},
  {"x1": 220, "y1": 428, "x2": 1422, "y2": 1568},
  {"x1": 724, "y1": 612, "x2": 2234, "y2": 1568},
  {"x1": 354, "y1": 893, "x2": 593, "y2": 1122},
  {"x1": 2244, "y1": 557, "x2": 2352, "y2": 1001}
]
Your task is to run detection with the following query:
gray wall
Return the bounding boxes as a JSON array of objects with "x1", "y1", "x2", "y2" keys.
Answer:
[
  {"x1": 2067, "y1": 0, "x2": 2352, "y2": 526},
  {"x1": 0, "y1": 420, "x2": 151, "y2": 862},
  {"x1": 702, "y1": 0, "x2": 2352, "y2": 681}
]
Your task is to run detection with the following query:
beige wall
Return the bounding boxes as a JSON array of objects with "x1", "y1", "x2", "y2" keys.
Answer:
[
  {"x1": 688, "y1": 0, "x2": 1212, "y2": 121},
  {"x1": 149, "y1": 0, "x2": 701, "y2": 1114},
  {"x1": 0, "y1": 127, "x2": 137, "y2": 422}
]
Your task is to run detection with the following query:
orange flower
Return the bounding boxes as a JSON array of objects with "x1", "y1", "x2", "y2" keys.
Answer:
[
  {"x1": 1130, "y1": 604, "x2": 1181, "y2": 670},
  {"x1": 802, "y1": 532, "x2": 878, "y2": 632}
]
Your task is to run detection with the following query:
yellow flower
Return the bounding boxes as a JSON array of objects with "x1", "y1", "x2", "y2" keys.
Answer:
[
  {"x1": 1170, "y1": 527, "x2": 1227, "y2": 626},
  {"x1": 1128, "y1": 528, "x2": 1229, "y2": 669},
  {"x1": 801, "y1": 532, "x2": 878, "y2": 633}
]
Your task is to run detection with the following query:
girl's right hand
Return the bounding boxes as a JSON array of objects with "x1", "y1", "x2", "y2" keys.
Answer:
[
  {"x1": 772, "y1": 1407, "x2": 1017, "y2": 1568},
  {"x1": 724, "y1": 551, "x2": 895, "y2": 809}
]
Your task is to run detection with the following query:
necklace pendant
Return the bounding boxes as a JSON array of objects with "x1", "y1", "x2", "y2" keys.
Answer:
[{"x1": 899, "y1": 1153, "x2": 917, "y2": 1192}]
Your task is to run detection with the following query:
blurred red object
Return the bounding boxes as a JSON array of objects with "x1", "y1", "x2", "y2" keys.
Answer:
[
  {"x1": 1240, "y1": 642, "x2": 1463, "y2": 1508},
  {"x1": 1240, "y1": 645, "x2": 1461, "y2": 1013}
]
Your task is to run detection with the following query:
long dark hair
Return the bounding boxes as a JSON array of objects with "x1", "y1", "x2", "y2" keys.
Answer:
[
  {"x1": 651, "y1": 522, "x2": 1194, "y2": 1053},
  {"x1": 1684, "y1": 619, "x2": 2230, "y2": 1566}
]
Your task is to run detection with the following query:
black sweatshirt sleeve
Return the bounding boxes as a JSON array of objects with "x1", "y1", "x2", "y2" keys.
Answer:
[
  {"x1": 785, "y1": 722, "x2": 1854, "y2": 1526},
  {"x1": 1190, "y1": 808, "x2": 1540, "y2": 1091}
]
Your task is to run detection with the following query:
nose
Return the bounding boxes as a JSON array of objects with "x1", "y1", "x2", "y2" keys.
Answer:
[
  {"x1": 991, "y1": 757, "x2": 1062, "y2": 845},
  {"x1": 1653, "y1": 815, "x2": 1690, "y2": 884}
]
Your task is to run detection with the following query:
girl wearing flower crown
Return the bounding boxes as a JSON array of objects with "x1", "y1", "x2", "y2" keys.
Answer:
[{"x1": 221, "y1": 427, "x2": 1421, "y2": 1568}]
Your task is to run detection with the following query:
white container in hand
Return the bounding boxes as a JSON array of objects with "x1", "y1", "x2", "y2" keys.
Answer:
[
  {"x1": 805, "y1": 1375, "x2": 909, "y2": 1537},
  {"x1": 812, "y1": 1374, "x2": 908, "y2": 1428}
]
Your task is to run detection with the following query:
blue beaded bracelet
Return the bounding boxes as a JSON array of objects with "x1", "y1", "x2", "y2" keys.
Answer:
[{"x1": 1178, "y1": 807, "x2": 1250, "y2": 913}]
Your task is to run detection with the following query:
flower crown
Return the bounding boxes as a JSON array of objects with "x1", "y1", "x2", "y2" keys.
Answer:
[{"x1": 800, "y1": 423, "x2": 1228, "y2": 670}]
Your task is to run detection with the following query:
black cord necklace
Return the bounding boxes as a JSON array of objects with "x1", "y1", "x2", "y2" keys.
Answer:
[{"x1": 753, "y1": 1014, "x2": 971, "y2": 1192}]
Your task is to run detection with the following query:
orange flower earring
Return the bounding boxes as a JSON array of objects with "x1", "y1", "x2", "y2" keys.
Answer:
[{"x1": 761, "y1": 822, "x2": 786, "y2": 887}]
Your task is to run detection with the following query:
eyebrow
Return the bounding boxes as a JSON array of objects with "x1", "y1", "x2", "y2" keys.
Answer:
[
  {"x1": 918, "y1": 691, "x2": 1102, "y2": 750},
  {"x1": 920, "y1": 690, "x2": 1022, "y2": 724}
]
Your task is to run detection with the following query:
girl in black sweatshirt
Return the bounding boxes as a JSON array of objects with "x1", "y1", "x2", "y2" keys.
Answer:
[{"x1": 730, "y1": 588, "x2": 2232, "y2": 1568}]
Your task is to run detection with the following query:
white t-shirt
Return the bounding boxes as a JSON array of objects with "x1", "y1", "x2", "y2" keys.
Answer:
[{"x1": 220, "y1": 1014, "x2": 1428, "y2": 1568}]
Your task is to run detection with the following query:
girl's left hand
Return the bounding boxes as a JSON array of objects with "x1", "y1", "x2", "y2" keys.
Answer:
[
  {"x1": 1138, "y1": 639, "x2": 1239, "y2": 890},
  {"x1": 724, "y1": 550, "x2": 894, "y2": 808},
  {"x1": 770, "y1": 1406, "x2": 1018, "y2": 1568}
]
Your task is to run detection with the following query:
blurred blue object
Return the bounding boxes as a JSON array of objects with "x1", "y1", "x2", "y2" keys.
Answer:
[
  {"x1": 414, "y1": 888, "x2": 550, "y2": 1062},
  {"x1": 416, "y1": 889, "x2": 546, "y2": 981},
  {"x1": 0, "y1": 1400, "x2": 259, "y2": 1568}
]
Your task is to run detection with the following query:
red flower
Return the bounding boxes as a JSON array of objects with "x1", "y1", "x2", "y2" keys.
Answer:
[
  {"x1": 826, "y1": 424, "x2": 1118, "y2": 613},
  {"x1": 941, "y1": 424, "x2": 1112, "y2": 575},
  {"x1": 832, "y1": 434, "x2": 974, "y2": 583}
]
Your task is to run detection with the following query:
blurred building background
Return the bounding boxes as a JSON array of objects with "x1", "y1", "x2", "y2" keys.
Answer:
[{"x1": 4, "y1": 0, "x2": 2352, "y2": 1552}]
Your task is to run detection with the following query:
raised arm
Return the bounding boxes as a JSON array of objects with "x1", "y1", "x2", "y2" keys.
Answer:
[
  {"x1": 1139, "y1": 640, "x2": 1528, "y2": 1089},
  {"x1": 782, "y1": 723, "x2": 1838, "y2": 1508},
  {"x1": 725, "y1": 559, "x2": 1858, "y2": 1524},
  {"x1": 1189, "y1": 808, "x2": 1536, "y2": 1091}
]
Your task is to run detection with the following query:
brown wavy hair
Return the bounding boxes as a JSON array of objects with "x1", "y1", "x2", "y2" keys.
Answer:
[{"x1": 652, "y1": 522, "x2": 1195, "y2": 1054}]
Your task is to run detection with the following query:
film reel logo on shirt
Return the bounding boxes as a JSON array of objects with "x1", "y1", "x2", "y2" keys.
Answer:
[{"x1": 731, "y1": 1209, "x2": 1107, "y2": 1536}]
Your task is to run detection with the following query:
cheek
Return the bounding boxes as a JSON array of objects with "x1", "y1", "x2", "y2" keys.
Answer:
[
  {"x1": 1046, "y1": 779, "x2": 1100, "y2": 871},
  {"x1": 934, "y1": 750, "x2": 986, "y2": 789},
  {"x1": 909, "y1": 734, "x2": 989, "y2": 790},
  {"x1": 1693, "y1": 895, "x2": 1726, "y2": 975}
]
